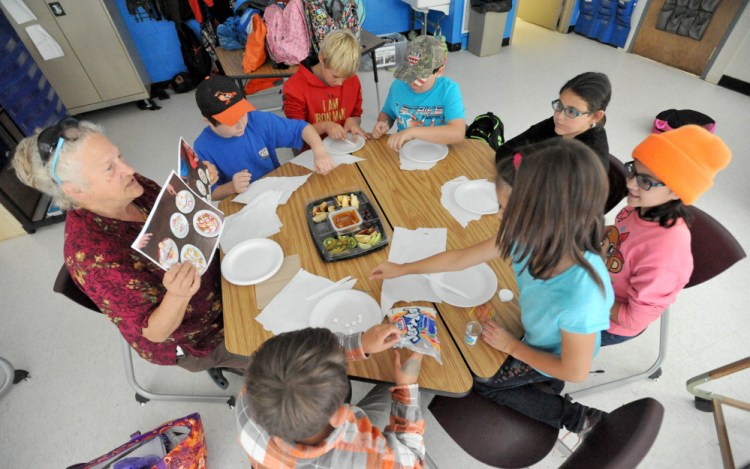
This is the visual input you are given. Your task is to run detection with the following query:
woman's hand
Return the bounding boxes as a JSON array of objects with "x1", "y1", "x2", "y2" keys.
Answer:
[
  {"x1": 481, "y1": 320, "x2": 519, "y2": 354},
  {"x1": 163, "y1": 262, "x2": 201, "y2": 298},
  {"x1": 370, "y1": 261, "x2": 406, "y2": 280},
  {"x1": 361, "y1": 324, "x2": 400, "y2": 354}
]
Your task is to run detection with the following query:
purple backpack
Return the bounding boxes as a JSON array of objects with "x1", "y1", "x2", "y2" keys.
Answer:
[{"x1": 264, "y1": 0, "x2": 310, "y2": 66}]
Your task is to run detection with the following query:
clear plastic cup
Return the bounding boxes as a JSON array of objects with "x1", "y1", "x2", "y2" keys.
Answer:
[{"x1": 465, "y1": 321, "x2": 483, "y2": 346}]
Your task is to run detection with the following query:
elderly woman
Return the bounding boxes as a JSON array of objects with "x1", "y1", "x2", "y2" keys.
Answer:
[{"x1": 13, "y1": 117, "x2": 248, "y2": 372}]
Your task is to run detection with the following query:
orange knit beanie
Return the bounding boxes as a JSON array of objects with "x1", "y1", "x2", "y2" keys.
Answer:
[{"x1": 632, "y1": 125, "x2": 731, "y2": 205}]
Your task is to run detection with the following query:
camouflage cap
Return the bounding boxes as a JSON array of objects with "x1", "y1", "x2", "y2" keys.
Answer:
[{"x1": 394, "y1": 35, "x2": 446, "y2": 84}]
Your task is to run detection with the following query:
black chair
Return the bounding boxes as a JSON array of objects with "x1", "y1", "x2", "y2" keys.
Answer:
[
  {"x1": 428, "y1": 393, "x2": 664, "y2": 468},
  {"x1": 568, "y1": 206, "x2": 746, "y2": 399},
  {"x1": 605, "y1": 154, "x2": 628, "y2": 214},
  {"x1": 559, "y1": 398, "x2": 664, "y2": 469},
  {"x1": 53, "y1": 265, "x2": 235, "y2": 407},
  {"x1": 429, "y1": 390, "x2": 559, "y2": 468}
]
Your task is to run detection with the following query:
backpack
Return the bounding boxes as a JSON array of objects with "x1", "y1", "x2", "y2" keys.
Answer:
[
  {"x1": 174, "y1": 21, "x2": 212, "y2": 90},
  {"x1": 264, "y1": 0, "x2": 310, "y2": 66},
  {"x1": 652, "y1": 109, "x2": 716, "y2": 134},
  {"x1": 466, "y1": 112, "x2": 505, "y2": 152},
  {"x1": 243, "y1": 13, "x2": 268, "y2": 72},
  {"x1": 303, "y1": 0, "x2": 360, "y2": 53}
]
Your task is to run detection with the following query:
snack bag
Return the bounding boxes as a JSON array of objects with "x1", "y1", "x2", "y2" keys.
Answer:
[{"x1": 388, "y1": 306, "x2": 443, "y2": 364}]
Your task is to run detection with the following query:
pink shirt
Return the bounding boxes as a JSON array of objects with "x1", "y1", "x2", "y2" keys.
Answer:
[{"x1": 605, "y1": 207, "x2": 693, "y2": 336}]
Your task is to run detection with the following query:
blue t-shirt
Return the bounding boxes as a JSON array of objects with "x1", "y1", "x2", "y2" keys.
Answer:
[
  {"x1": 381, "y1": 77, "x2": 465, "y2": 131},
  {"x1": 194, "y1": 111, "x2": 308, "y2": 187},
  {"x1": 515, "y1": 250, "x2": 613, "y2": 368}
]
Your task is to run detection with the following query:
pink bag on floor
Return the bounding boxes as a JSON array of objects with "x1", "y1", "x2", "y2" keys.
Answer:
[{"x1": 68, "y1": 413, "x2": 207, "y2": 469}]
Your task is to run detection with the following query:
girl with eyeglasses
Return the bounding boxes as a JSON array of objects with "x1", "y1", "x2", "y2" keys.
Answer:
[
  {"x1": 495, "y1": 72, "x2": 611, "y2": 170},
  {"x1": 600, "y1": 126, "x2": 731, "y2": 345},
  {"x1": 371, "y1": 139, "x2": 613, "y2": 436}
]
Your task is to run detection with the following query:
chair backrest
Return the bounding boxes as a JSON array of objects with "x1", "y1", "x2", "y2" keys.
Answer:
[
  {"x1": 429, "y1": 390, "x2": 558, "y2": 468},
  {"x1": 605, "y1": 154, "x2": 628, "y2": 214},
  {"x1": 559, "y1": 397, "x2": 664, "y2": 469},
  {"x1": 53, "y1": 265, "x2": 100, "y2": 313},
  {"x1": 685, "y1": 206, "x2": 746, "y2": 288}
]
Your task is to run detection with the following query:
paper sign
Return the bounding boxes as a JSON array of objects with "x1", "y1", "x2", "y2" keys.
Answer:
[
  {"x1": 177, "y1": 137, "x2": 212, "y2": 203},
  {"x1": 132, "y1": 172, "x2": 224, "y2": 275}
]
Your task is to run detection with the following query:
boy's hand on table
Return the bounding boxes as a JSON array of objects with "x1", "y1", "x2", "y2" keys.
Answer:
[
  {"x1": 231, "y1": 170, "x2": 252, "y2": 194},
  {"x1": 313, "y1": 149, "x2": 335, "y2": 174},
  {"x1": 326, "y1": 122, "x2": 347, "y2": 140},
  {"x1": 387, "y1": 129, "x2": 415, "y2": 152}
]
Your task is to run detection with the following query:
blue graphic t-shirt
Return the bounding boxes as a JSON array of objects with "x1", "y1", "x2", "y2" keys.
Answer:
[{"x1": 381, "y1": 77, "x2": 465, "y2": 131}]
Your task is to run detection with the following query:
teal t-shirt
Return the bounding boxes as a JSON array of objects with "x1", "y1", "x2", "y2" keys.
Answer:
[
  {"x1": 514, "y1": 250, "x2": 613, "y2": 366},
  {"x1": 381, "y1": 77, "x2": 465, "y2": 131}
]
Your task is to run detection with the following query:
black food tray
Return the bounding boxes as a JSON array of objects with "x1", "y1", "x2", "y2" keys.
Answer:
[{"x1": 305, "y1": 190, "x2": 389, "y2": 262}]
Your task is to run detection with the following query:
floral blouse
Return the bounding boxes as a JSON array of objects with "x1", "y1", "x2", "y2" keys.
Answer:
[{"x1": 64, "y1": 174, "x2": 224, "y2": 365}]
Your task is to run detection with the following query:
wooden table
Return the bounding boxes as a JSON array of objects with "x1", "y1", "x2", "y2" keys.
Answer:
[
  {"x1": 220, "y1": 162, "x2": 473, "y2": 396},
  {"x1": 219, "y1": 138, "x2": 522, "y2": 394},
  {"x1": 355, "y1": 138, "x2": 524, "y2": 379},
  {"x1": 214, "y1": 29, "x2": 386, "y2": 108}
]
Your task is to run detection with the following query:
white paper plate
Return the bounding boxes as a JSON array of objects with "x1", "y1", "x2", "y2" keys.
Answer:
[
  {"x1": 324, "y1": 133, "x2": 365, "y2": 154},
  {"x1": 429, "y1": 263, "x2": 498, "y2": 307},
  {"x1": 310, "y1": 290, "x2": 383, "y2": 334},
  {"x1": 453, "y1": 179, "x2": 499, "y2": 215},
  {"x1": 221, "y1": 238, "x2": 284, "y2": 286},
  {"x1": 400, "y1": 140, "x2": 449, "y2": 163},
  {"x1": 193, "y1": 209, "x2": 222, "y2": 237}
]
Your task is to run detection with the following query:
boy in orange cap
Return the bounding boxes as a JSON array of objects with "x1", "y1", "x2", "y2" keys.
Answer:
[
  {"x1": 194, "y1": 75, "x2": 334, "y2": 200},
  {"x1": 601, "y1": 125, "x2": 732, "y2": 345}
]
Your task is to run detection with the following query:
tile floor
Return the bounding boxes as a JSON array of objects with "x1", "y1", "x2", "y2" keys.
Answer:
[{"x1": 1, "y1": 19, "x2": 749, "y2": 468}]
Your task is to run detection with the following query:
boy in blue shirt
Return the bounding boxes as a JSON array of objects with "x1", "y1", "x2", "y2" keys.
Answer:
[
  {"x1": 194, "y1": 76, "x2": 334, "y2": 200},
  {"x1": 371, "y1": 35, "x2": 466, "y2": 152}
]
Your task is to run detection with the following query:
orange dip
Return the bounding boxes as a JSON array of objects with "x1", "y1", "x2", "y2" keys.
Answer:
[{"x1": 332, "y1": 211, "x2": 359, "y2": 228}]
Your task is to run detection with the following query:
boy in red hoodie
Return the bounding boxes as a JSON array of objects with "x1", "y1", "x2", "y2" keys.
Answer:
[{"x1": 283, "y1": 30, "x2": 367, "y2": 142}]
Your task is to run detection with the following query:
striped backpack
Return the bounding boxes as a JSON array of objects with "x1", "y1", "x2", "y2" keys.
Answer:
[{"x1": 264, "y1": 0, "x2": 310, "y2": 66}]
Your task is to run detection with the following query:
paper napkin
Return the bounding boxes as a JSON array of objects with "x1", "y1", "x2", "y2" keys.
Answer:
[
  {"x1": 380, "y1": 227, "x2": 447, "y2": 312},
  {"x1": 441, "y1": 176, "x2": 483, "y2": 228},
  {"x1": 220, "y1": 190, "x2": 283, "y2": 253},
  {"x1": 232, "y1": 174, "x2": 311, "y2": 205},
  {"x1": 256, "y1": 269, "x2": 357, "y2": 334},
  {"x1": 290, "y1": 149, "x2": 364, "y2": 171}
]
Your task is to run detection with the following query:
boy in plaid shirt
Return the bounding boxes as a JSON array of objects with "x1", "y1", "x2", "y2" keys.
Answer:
[{"x1": 236, "y1": 325, "x2": 425, "y2": 468}]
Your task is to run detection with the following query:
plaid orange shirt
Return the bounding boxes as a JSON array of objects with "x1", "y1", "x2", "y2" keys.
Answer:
[{"x1": 236, "y1": 332, "x2": 425, "y2": 468}]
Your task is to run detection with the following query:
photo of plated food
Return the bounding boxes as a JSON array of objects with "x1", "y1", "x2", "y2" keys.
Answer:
[
  {"x1": 193, "y1": 209, "x2": 222, "y2": 237},
  {"x1": 181, "y1": 243, "x2": 207, "y2": 272},
  {"x1": 170, "y1": 212, "x2": 189, "y2": 239},
  {"x1": 157, "y1": 237, "x2": 179, "y2": 267},
  {"x1": 175, "y1": 190, "x2": 195, "y2": 214}
]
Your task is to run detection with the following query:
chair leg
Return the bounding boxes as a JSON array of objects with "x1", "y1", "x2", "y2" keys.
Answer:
[
  {"x1": 120, "y1": 338, "x2": 236, "y2": 407},
  {"x1": 566, "y1": 311, "x2": 669, "y2": 400}
]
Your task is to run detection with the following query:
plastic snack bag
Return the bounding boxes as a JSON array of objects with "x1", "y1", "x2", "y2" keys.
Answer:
[{"x1": 388, "y1": 306, "x2": 443, "y2": 364}]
